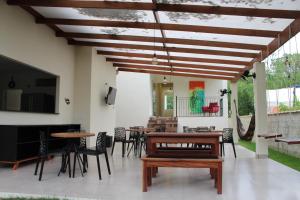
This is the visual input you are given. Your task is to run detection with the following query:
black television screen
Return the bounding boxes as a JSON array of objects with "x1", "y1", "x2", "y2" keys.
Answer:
[
  {"x1": 105, "y1": 87, "x2": 117, "y2": 105},
  {"x1": 0, "y1": 55, "x2": 58, "y2": 114}
]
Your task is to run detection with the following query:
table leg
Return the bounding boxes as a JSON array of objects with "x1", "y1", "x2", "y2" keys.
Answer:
[
  {"x1": 147, "y1": 167, "x2": 152, "y2": 186},
  {"x1": 142, "y1": 161, "x2": 148, "y2": 192},
  {"x1": 217, "y1": 163, "x2": 222, "y2": 194}
]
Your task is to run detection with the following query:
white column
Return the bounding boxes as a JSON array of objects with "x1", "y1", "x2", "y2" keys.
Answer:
[
  {"x1": 253, "y1": 62, "x2": 268, "y2": 158},
  {"x1": 230, "y1": 81, "x2": 239, "y2": 143}
]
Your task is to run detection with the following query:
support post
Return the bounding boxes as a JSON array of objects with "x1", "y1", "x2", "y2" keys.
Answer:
[
  {"x1": 230, "y1": 81, "x2": 239, "y2": 143},
  {"x1": 253, "y1": 62, "x2": 268, "y2": 158}
]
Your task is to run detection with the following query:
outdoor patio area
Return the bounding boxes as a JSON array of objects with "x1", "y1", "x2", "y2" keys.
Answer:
[{"x1": 0, "y1": 145, "x2": 299, "y2": 200}]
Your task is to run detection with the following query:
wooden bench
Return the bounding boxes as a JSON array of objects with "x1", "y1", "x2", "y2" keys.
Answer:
[{"x1": 141, "y1": 156, "x2": 223, "y2": 194}]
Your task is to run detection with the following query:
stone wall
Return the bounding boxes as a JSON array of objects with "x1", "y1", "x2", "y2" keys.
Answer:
[{"x1": 240, "y1": 111, "x2": 300, "y2": 157}]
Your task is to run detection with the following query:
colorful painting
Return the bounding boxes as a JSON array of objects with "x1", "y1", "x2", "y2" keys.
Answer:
[{"x1": 189, "y1": 81, "x2": 205, "y2": 113}]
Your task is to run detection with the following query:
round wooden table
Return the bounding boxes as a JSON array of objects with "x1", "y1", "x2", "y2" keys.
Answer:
[
  {"x1": 51, "y1": 132, "x2": 95, "y2": 178},
  {"x1": 51, "y1": 132, "x2": 95, "y2": 138}
]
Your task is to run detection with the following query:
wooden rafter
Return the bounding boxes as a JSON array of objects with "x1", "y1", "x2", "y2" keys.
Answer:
[
  {"x1": 56, "y1": 32, "x2": 267, "y2": 51},
  {"x1": 118, "y1": 68, "x2": 234, "y2": 80},
  {"x1": 7, "y1": 0, "x2": 300, "y2": 19},
  {"x1": 36, "y1": 18, "x2": 280, "y2": 38},
  {"x1": 107, "y1": 58, "x2": 244, "y2": 72},
  {"x1": 70, "y1": 40, "x2": 258, "y2": 58},
  {"x1": 114, "y1": 63, "x2": 238, "y2": 77},
  {"x1": 98, "y1": 50, "x2": 252, "y2": 66}
]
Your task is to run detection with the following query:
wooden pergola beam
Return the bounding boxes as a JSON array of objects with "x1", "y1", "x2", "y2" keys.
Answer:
[
  {"x1": 108, "y1": 58, "x2": 244, "y2": 72},
  {"x1": 98, "y1": 50, "x2": 252, "y2": 66},
  {"x1": 7, "y1": 0, "x2": 300, "y2": 19},
  {"x1": 37, "y1": 18, "x2": 280, "y2": 38},
  {"x1": 70, "y1": 40, "x2": 258, "y2": 58},
  {"x1": 118, "y1": 68, "x2": 234, "y2": 80},
  {"x1": 56, "y1": 31, "x2": 266, "y2": 51},
  {"x1": 114, "y1": 63, "x2": 238, "y2": 77}
]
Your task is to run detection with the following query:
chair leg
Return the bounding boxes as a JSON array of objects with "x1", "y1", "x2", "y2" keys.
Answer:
[
  {"x1": 96, "y1": 155, "x2": 102, "y2": 180},
  {"x1": 111, "y1": 140, "x2": 116, "y2": 156},
  {"x1": 104, "y1": 152, "x2": 111, "y2": 175},
  {"x1": 34, "y1": 159, "x2": 40, "y2": 175},
  {"x1": 232, "y1": 142, "x2": 237, "y2": 158},
  {"x1": 127, "y1": 143, "x2": 134, "y2": 157},
  {"x1": 38, "y1": 158, "x2": 45, "y2": 181},
  {"x1": 122, "y1": 142, "x2": 125, "y2": 157},
  {"x1": 139, "y1": 142, "x2": 143, "y2": 158},
  {"x1": 67, "y1": 153, "x2": 71, "y2": 178},
  {"x1": 73, "y1": 152, "x2": 77, "y2": 178}
]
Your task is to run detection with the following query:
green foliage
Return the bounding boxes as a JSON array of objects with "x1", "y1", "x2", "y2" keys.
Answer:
[
  {"x1": 278, "y1": 102, "x2": 289, "y2": 112},
  {"x1": 239, "y1": 140, "x2": 300, "y2": 172},
  {"x1": 233, "y1": 53, "x2": 300, "y2": 115},
  {"x1": 237, "y1": 79, "x2": 254, "y2": 115}
]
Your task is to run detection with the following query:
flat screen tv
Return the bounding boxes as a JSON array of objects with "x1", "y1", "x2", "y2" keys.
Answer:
[
  {"x1": 0, "y1": 54, "x2": 58, "y2": 114},
  {"x1": 105, "y1": 87, "x2": 117, "y2": 105}
]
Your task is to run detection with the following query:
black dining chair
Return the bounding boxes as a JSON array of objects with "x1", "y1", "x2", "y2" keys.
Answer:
[
  {"x1": 127, "y1": 126, "x2": 143, "y2": 157},
  {"x1": 181, "y1": 126, "x2": 190, "y2": 147},
  {"x1": 34, "y1": 131, "x2": 68, "y2": 181},
  {"x1": 111, "y1": 127, "x2": 135, "y2": 157},
  {"x1": 79, "y1": 132, "x2": 111, "y2": 180},
  {"x1": 220, "y1": 128, "x2": 236, "y2": 158}
]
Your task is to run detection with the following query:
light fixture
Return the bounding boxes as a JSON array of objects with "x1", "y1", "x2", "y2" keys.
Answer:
[
  {"x1": 163, "y1": 76, "x2": 168, "y2": 84},
  {"x1": 152, "y1": 53, "x2": 158, "y2": 65},
  {"x1": 220, "y1": 89, "x2": 231, "y2": 97},
  {"x1": 152, "y1": 22, "x2": 158, "y2": 65},
  {"x1": 241, "y1": 70, "x2": 256, "y2": 80}
]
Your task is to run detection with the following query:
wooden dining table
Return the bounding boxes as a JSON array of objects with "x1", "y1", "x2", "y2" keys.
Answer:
[
  {"x1": 51, "y1": 132, "x2": 95, "y2": 178},
  {"x1": 145, "y1": 132, "x2": 223, "y2": 158}
]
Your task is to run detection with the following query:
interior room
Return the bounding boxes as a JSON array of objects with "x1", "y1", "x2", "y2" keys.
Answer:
[{"x1": 0, "y1": 0, "x2": 300, "y2": 200}]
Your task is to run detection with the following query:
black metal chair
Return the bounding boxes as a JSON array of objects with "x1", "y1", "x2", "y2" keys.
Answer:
[
  {"x1": 181, "y1": 126, "x2": 190, "y2": 147},
  {"x1": 111, "y1": 127, "x2": 135, "y2": 157},
  {"x1": 220, "y1": 128, "x2": 236, "y2": 158},
  {"x1": 127, "y1": 126, "x2": 143, "y2": 157},
  {"x1": 34, "y1": 131, "x2": 67, "y2": 181},
  {"x1": 80, "y1": 132, "x2": 111, "y2": 180}
]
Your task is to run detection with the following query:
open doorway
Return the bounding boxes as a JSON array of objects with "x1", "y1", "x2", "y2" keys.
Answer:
[{"x1": 152, "y1": 83, "x2": 174, "y2": 117}]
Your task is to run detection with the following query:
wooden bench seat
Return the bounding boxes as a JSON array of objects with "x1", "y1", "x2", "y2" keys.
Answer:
[{"x1": 141, "y1": 156, "x2": 223, "y2": 194}]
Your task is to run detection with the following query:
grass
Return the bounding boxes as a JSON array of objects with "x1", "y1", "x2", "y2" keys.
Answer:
[{"x1": 239, "y1": 140, "x2": 300, "y2": 172}]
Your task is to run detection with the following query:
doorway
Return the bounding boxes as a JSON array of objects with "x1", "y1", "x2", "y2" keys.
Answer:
[{"x1": 152, "y1": 83, "x2": 174, "y2": 117}]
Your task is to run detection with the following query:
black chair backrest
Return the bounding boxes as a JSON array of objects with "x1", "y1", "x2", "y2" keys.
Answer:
[
  {"x1": 223, "y1": 128, "x2": 234, "y2": 143},
  {"x1": 183, "y1": 126, "x2": 189, "y2": 133},
  {"x1": 39, "y1": 131, "x2": 48, "y2": 156},
  {"x1": 96, "y1": 132, "x2": 107, "y2": 152},
  {"x1": 196, "y1": 126, "x2": 209, "y2": 132},
  {"x1": 67, "y1": 129, "x2": 86, "y2": 149},
  {"x1": 114, "y1": 127, "x2": 126, "y2": 141}
]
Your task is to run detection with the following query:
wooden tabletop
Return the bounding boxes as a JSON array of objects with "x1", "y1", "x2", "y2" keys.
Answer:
[
  {"x1": 146, "y1": 132, "x2": 223, "y2": 137},
  {"x1": 275, "y1": 138, "x2": 300, "y2": 145},
  {"x1": 51, "y1": 132, "x2": 95, "y2": 138},
  {"x1": 257, "y1": 133, "x2": 282, "y2": 139}
]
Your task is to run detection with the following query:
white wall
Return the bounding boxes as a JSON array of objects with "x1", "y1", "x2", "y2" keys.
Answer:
[
  {"x1": 73, "y1": 47, "x2": 92, "y2": 131},
  {"x1": 115, "y1": 72, "x2": 153, "y2": 128},
  {"x1": 152, "y1": 75, "x2": 229, "y2": 131},
  {"x1": 73, "y1": 47, "x2": 116, "y2": 145},
  {"x1": 90, "y1": 48, "x2": 116, "y2": 143},
  {"x1": 0, "y1": 1, "x2": 75, "y2": 124}
]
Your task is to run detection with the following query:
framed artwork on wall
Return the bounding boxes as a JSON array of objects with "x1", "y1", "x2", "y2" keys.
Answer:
[{"x1": 189, "y1": 81, "x2": 205, "y2": 114}]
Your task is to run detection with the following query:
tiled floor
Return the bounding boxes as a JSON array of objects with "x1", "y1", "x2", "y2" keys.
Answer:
[{"x1": 0, "y1": 145, "x2": 299, "y2": 200}]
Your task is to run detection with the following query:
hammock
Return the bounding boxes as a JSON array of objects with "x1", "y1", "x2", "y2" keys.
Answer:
[{"x1": 233, "y1": 99, "x2": 255, "y2": 141}]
